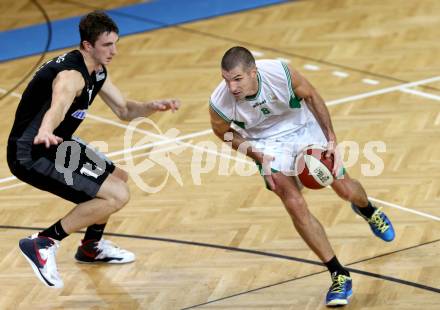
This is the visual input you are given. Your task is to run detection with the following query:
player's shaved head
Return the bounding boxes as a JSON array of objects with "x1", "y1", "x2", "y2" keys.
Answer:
[{"x1": 221, "y1": 46, "x2": 256, "y2": 72}]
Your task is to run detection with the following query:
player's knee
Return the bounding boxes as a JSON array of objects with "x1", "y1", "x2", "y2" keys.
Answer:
[
  {"x1": 284, "y1": 196, "x2": 309, "y2": 220},
  {"x1": 107, "y1": 182, "x2": 130, "y2": 212},
  {"x1": 271, "y1": 186, "x2": 284, "y2": 198},
  {"x1": 271, "y1": 181, "x2": 290, "y2": 199},
  {"x1": 116, "y1": 182, "x2": 130, "y2": 208}
]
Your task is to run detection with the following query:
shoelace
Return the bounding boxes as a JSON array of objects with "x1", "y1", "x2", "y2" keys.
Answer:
[
  {"x1": 330, "y1": 275, "x2": 348, "y2": 293},
  {"x1": 33, "y1": 234, "x2": 56, "y2": 248},
  {"x1": 34, "y1": 234, "x2": 59, "y2": 257},
  {"x1": 368, "y1": 208, "x2": 389, "y2": 233}
]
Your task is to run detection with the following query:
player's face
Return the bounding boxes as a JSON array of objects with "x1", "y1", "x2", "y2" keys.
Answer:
[
  {"x1": 222, "y1": 65, "x2": 258, "y2": 100},
  {"x1": 90, "y1": 31, "x2": 119, "y2": 65}
]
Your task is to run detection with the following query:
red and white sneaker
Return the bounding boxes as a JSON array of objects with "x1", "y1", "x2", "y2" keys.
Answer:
[
  {"x1": 75, "y1": 239, "x2": 135, "y2": 264},
  {"x1": 19, "y1": 233, "x2": 63, "y2": 288}
]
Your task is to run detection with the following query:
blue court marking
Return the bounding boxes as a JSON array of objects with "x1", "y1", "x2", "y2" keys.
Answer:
[{"x1": 0, "y1": 0, "x2": 289, "y2": 62}]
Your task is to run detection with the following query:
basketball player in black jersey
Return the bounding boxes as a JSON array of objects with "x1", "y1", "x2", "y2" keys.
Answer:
[{"x1": 7, "y1": 11, "x2": 180, "y2": 288}]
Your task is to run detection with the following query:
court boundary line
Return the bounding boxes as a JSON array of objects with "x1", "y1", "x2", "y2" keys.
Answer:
[
  {"x1": 399, "y1": 87, "x2": 440, "y2": 101},
  {"x1": 326, "y1": 75, "x2": 440, "y2": 106},
  {"x1": 368, "y1": 197, "x2": 440, "y2": 221},
  {"x1": 0, "y1": 224, "x2": 438, "y2": 302}
]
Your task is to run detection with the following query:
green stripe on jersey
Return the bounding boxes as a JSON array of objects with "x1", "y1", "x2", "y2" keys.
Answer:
[
  {"x1": 232, "y1": 120, "x2": 245, "y2": 129},
  {"x1": 281, "y1": 61, "x2": 302, "y2": 109},
  {"x1": 289, "y1": 96, "x2": 301, "y2": 108},
  {"x1": 281, "y1": 61, "x2": 294, "y2": 96}
]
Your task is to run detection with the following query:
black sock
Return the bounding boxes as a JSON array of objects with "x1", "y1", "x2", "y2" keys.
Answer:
[
  {"x1": 83, "y1": 223, "x2": 106, "y2": 241},
  {"x1": 39, "y1": 219, "x2": 68, "y2": 241},
  {"x1": 355, "y1": 201, "x2": 376, "y2": 218},
  {"x1": 325, "y1": 256, "x2": 350, "y2": 277}
]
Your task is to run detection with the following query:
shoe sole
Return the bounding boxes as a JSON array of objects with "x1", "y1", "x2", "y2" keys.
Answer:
[
  {"x1": 372, "y1": 230, "x2": 395, "y2": 242},
  {"x1": 326, "y1": 290, "x2": 352, "y2": 307},
  {"x1": 75, "y1": 257, "x2": 135, "y2": 264},
  {"x1": 19, "y1": 245, "x2": 63, "y2": 289}
]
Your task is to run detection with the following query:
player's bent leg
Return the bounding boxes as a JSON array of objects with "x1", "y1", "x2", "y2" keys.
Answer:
[
  {"x1": 74, "y1": 174, "x2": 135, "y2": 264},
  {"x1": 81, "y1": 152, "x2": 128, "y2": 245},
  {"x1": 84, "y1": 168, "x2": 127, "y2": 223},
  {"x1": 331, "y1": 172, "x2": 368, "y2": 207},
  {"x1": 269, "y1": 173, "x2": 352, "y2": 306},
  {"x1": 60, "y1": 174, "x2": 130, "y2": 234},
  {"x1": 268, "y1": 172, "x2": 335, "y2": 262},
  {"x1": 12, "y1": 138, "x2": 133, "y2": 286},
  {"x1": 87, "y1": 167, "x2": 129, "y2": 226},
  {"x1": 332, "y1": 173, "x2": 395, "y2": 242},
  {"x1": 95, "y1": 173, "x2": 130, "y2": 213}
]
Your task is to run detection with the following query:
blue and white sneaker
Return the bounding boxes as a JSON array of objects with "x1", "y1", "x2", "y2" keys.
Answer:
[
  {"x1": 19, "y1": 233, "x2": 63, "y2": 288},
  {"x1": 351, "y1": 204, "x2": 395, "y2": 242},
  {"x1": 75, "y1": 239, "x2": 135, "y2": 264},
  {"x1": 326, "y1": 273, "x2": 352, "y2": 307}
]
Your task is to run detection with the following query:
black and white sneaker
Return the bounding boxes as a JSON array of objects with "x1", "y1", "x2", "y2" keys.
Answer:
[
  {"x1": 19, "y1": 233, "x2": 63, "y2": 288},
  {"x1": 75, "y1": 239, "x2": 135, "y2": 264}
]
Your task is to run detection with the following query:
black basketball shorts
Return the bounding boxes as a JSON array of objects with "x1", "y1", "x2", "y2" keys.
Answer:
[{"x1": 7, "y1": 136, "x2": 115, "y2": 204}]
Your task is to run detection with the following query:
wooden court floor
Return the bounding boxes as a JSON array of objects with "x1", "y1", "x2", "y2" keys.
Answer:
[{"x1": 0, "y1": 0, "x2": 439, "y2": 309}]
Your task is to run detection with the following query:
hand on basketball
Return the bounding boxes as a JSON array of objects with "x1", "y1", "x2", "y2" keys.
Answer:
[
  {"x1": 33, "y1": 131, "x2": 63, "y2": 148},
  {"x1": 150, "y1": 99, "x2": 181, "y2": 113},
  {"x1": 326, "y1": 140, "x2": 343, "y2": 177}
]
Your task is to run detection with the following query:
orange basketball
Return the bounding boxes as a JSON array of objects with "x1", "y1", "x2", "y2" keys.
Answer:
[{"x1": 295, "y1": 145, "x2": 335, "y2": 189}]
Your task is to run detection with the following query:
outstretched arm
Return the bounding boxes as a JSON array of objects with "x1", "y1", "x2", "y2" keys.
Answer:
[
  {"x1": 34, "y1": 70, "x2": 84, "y2": 148},
  {"x1": 99, "y1": 75, "x2": 180, "y2": 121}
]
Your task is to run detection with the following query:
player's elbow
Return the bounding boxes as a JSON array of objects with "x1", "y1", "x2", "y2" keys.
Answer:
[
  {"x1": 212, "y1": 128, "x2": 224, "y2": 140},
  {"x1": 212, "y1": 125, "x2": 231, "y2": 142},
  {"x1": 210, "y1": 122, "x2": 222, "y2": 137}
]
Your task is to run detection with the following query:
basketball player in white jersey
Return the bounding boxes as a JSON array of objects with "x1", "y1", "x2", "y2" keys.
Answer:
[{"x1": 209, "y1": 46, "x2": 395, "y2": 307}]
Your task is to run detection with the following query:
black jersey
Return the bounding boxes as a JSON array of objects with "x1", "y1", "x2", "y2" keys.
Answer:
[{"x1": 8, "y1": 50, "x2": 107, "y2": 142}]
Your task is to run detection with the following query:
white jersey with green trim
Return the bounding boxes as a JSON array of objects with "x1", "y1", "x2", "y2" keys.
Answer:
[{"x1": 210, "y1": 59, "x2": 316, "y2": 140}]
